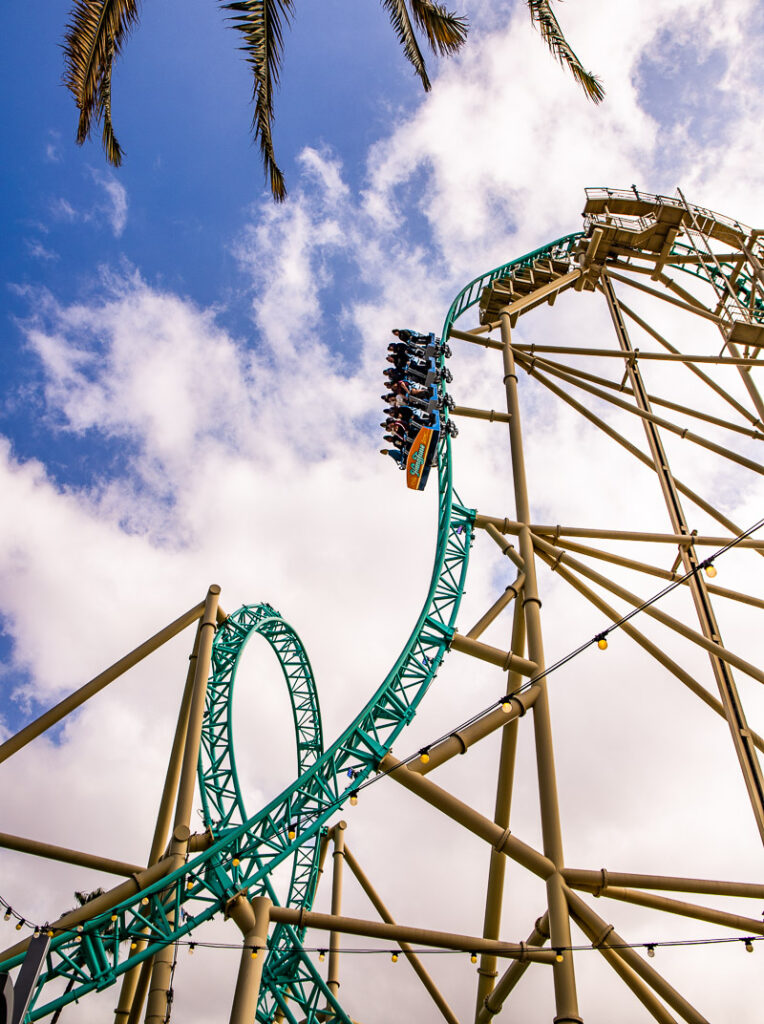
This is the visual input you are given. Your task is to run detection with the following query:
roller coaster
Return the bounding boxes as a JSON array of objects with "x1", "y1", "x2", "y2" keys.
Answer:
[{"x1": 1, "y1": 187, "x2": 763, "y2": 1023}]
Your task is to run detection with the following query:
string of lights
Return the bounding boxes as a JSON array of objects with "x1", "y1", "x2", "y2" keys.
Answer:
[
  {"x1": 173, "y1": 935, "x2": 762, "y2": 957},
  {"x1": 0, "y1": 520, "x2": 760, "y2": 973},
  {"x1": 0, "y1": 891, "x2": 761, "y2": 962},
  {"x1": 350, "y1": 514, "x2": 764, "y2": 791}
]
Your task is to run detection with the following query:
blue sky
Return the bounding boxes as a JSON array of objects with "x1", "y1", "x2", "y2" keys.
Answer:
[{"x1": 1, "y1": 2, "x2": 764, "y2": 1021}]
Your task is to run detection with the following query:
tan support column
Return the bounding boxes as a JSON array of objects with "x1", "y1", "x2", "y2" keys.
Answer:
[
  {"x1": 116, "y1": 616, "x2": 206, "y2": 1024},
  {"x1": 499, "y1": 310, "x2": 581, "y2": 1023},
  {"x1": 327, "y1": 821, "x2": 346, "y2": 998},
  {"x1": 228, "y1": 896, "x2": 273, "y2": 1024},
  {"x1": 145, "y1": 585, "x2": 220, "y2": 1024},
  {"x1": 475, "y1": 597, "x2": 526, "y2": 1019},
  {"x1": 477, "y1": 913, "x2": 549, "y2": 1023}
]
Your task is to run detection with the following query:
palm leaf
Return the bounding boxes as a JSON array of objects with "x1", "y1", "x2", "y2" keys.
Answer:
[
  {"x1": 381, "y1": 0, "x2": 431, "y2": 91},
  {"x1": 98, "y1": 30, "x2": 123, "y2": 165},
  {"x1": 221, "y1": 0, "x2": 293, "y2": 201},
  {"x1": 527, "y1": 0, "x2": 604, "y2": 103},
  {"x1": 410, "y1": 0, "x2": 467, "y2": 57},
  {"x1": 63, "y1": 0, "x2": 139, "y2": 153}
]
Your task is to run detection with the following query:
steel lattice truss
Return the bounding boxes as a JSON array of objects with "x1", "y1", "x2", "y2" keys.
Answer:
[{"x1": 0, "y1": 187, "x2": 762, "y2": 1024}]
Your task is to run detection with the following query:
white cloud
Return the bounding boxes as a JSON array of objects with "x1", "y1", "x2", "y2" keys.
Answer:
[
  {"x1": 91, "y1": 169, "x2": 128, "y2": 237},
  {"x1": 46, "y1": 171, "x2": 129, "y2": 238},
  {"x1": 49, "y1": 197, "x2": 77, "y2": 223},
  {"x1": 44, "y1": 131, "x2": 62, "y2": 164},
  {"x1": 24, "y1": 239, "x2": 58, "y2": 262}
]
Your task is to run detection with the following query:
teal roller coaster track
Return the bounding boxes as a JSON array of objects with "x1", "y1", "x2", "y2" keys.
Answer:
[{"x1": 4, "y1": 187, "x2": 762, "y2": 1022}]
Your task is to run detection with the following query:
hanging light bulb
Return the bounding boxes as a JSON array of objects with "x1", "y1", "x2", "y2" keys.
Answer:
[
  {"x1": 186, "y1": 878, "x2": 194, "y2": 890},
  {"x1": 232, "y1": 857, "x2": 240, "y2": 867},
  {"x1": 111, "y1": 914, "x2": 118, "y2": 923},
  {"x1": 555, "y1": 951, "x2": 564, "y2": 963},
  {"x1": 646, "y1": 945, "x2": 656, "y2": 958},
  {"x1": 318, "y1": 950, "x2": 326, "y2": 962},
  {"x1": 597, "y1": 636, "x2": 608, "y2": 651},
  {"x1": 419, "y1": 750, "x2": 430, "y2": 765},
  {"x1": 77, "y1": 925, "x2": 83, "y2": 933},
  {"x1": 33, "y1": 927, "x2": 40, "y2": 939},
  {"x1": 744, "y1": 939, "x2": 754, "y2": 953},
  {"x1": 705, "y1": 563, "x2": 717, "y2": 579},
  {"x1": 250, "y1": 947, "x2": 258, "y2": 959},
  {"x1": 391, "y1": 953, "x2": 399, "y2": 963},
  {"x1": 3, "y1": 908, "x2": 11, "y2": 921},
  {"x1": 188, "y1": 943, "x2": 195, "y2": 955},
  {"x1": 349, "y1": 793, "x2": 358, "y2": 806},
  {"x1": 130, "y1": 941, "x2": 138, "y2": 950},
  {"x1": 141, "y1": 897, "x2": 149, "y2": 906},
  {"x1": 15, "y1": 920, "x2": 23, "y2": 932},
  {"x1": 47, "y1": 930, "x2": 54, "y2": 938},
  {"x1": 470, "y1": 953, "x2": 477, "y2": 964},
  {"x1": 501, "y1": 701, "x2": 512, "y2": 713},
  {"x1": 288, "y1": 827, "x2": 296, "y2": 841}
]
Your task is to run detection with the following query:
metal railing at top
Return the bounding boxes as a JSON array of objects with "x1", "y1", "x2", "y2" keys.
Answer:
[{"x1": 584, "y1": 187, "x2": 751, "y2": 239}]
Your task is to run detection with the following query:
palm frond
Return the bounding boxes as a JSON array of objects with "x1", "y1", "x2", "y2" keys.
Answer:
[
  {"x1": 221, "y1": 0, "x2": 294, "y2": 201},
  {"x1": 527, "y1": 0, "x2": 604, "y2": 103},
  {"x1": 63, "y1": 0, "x2": 139, "y2": 154},
  {"x1": 410, "y1": 0, "x2": 467, "y2": 57},
  {"x1": 381, "y1": 0, "x2": 431, "y2": 91},
  {"x1": 98, "y1": 30, "x2": 123, "y2": 165}
]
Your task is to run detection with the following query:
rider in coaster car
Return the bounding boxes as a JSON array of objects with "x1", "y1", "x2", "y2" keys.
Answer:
[
  {"x1": 381, "y1": 391, "x2": 407, "y2": 408},
  {"x1": 389, "y1": 357, "x2": 430, "y2": 386},
  {"x1": 383, "y1": 366, "x2": 408, "y2": 383},
  {"x1": 384, "y1": 405, "x2": 414, "y2": 424},
  {"x1": 392, "y1": 328, "x2": 428, "y2": 347},
  {"x1": 392, "y1": 328, "x2": 452, "y2": 361},
  {"x1": 390, "y1": 380, "x2": 430, "y2": 400},
  {"x1": 386, "y1": 354, "x2": 407, "y2": 371},
  {"x1": 388, "y1": 341, "x2": 413, "y2": 359},
  {"x1": 380, "y1": 448, "x2": 406, "y2": 468},
  {"x1": 383, "y1": 430, "x2": 405, "y2": 449}
]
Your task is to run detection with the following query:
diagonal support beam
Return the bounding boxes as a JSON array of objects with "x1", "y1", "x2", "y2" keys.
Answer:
[
  {"x1": 566, "y1": 889, "x2": 709, "y2": 1024},
  {"x1": 410, "y1": 686, "x2": 538, "y2": 776},
  {"x1": 449, "y1": 633, "x2": 536, "y2": 676},
  {"x1": 563, "y1": 868, "x2": 764, "y2": 899},
  {"x1": 586, "y1": 885, "x2": 764, "y2": 936},
  {"x1": 466, "y1": 575, "x2": 525, "y2": 640},
  {"x1": 342, "y1": 844, "x2": 460, "y2": 1024},
  {"x1": 0, "y1": 600, "x2": 208, "y2": 766},
  {"x1": 600, "y1": 274, "x2": 764, "y2": 842},
  {"x1": 378, "y1": 753, "x2": 555, "y2": 879},
  {"x1": 531, "y1": 538, "x2": 764, "y2": 753},
  {"x1": 267, "y1": 905, "x2": 557, "y2": 964},
  {"x1": 0, "y1": 832, "x2": 141, "y2": 877},
  {"x1": 531, "y1": 532, "x2": 764, "y2": 687}
]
